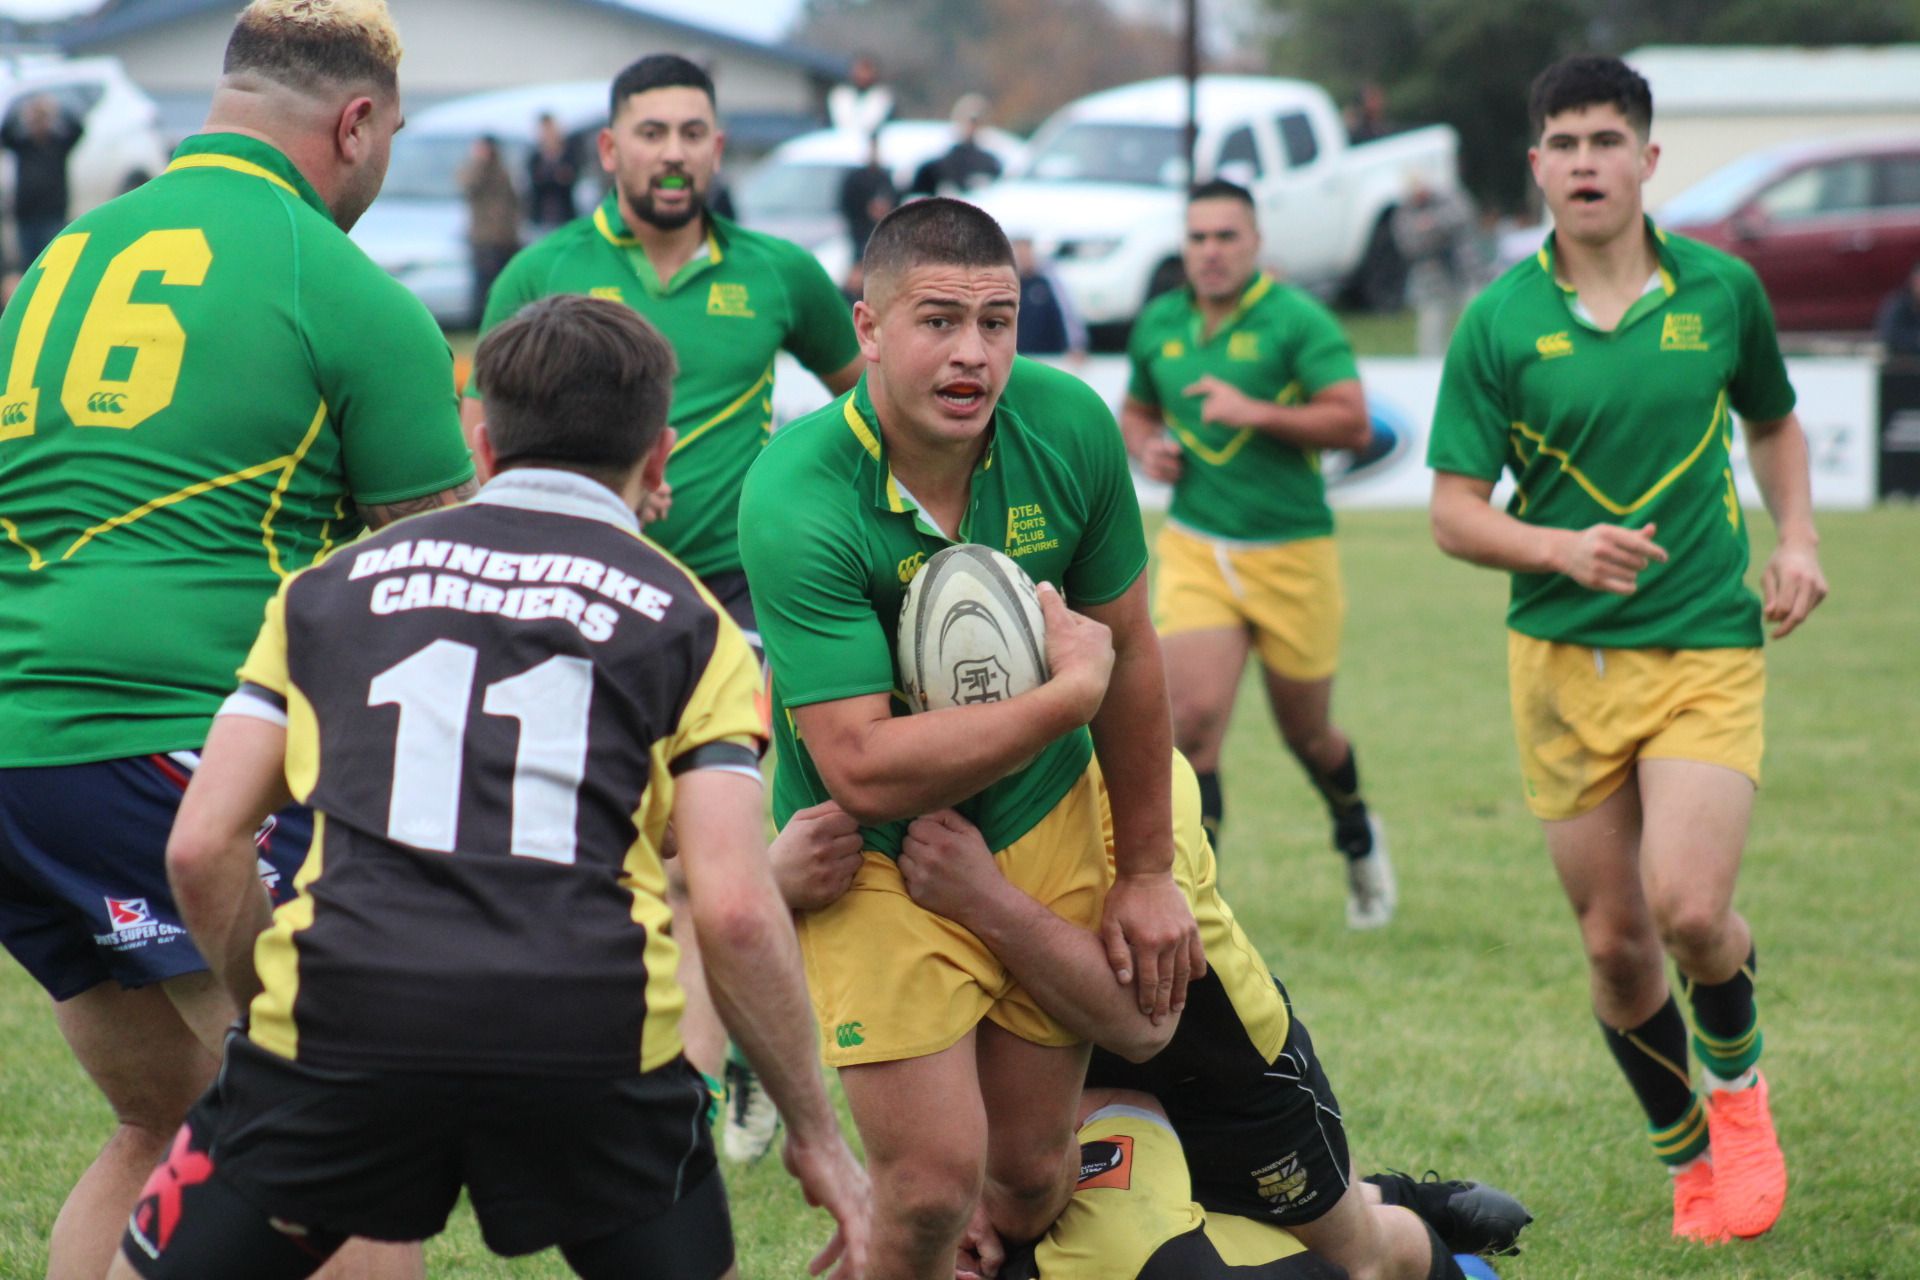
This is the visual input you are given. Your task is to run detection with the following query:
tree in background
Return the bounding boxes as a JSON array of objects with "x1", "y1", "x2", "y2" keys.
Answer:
[{"x1": 1266, "y1": 0, "x2": 1920, "y2": 213}]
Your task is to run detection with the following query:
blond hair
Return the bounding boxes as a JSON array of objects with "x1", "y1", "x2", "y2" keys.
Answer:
[{"x1": 224, "y1": 0, "x2": 403, "y2": 94}]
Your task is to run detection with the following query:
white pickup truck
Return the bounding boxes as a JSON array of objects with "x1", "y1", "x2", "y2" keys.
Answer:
[{"x1": 974, "y1": 76, "x2": 1461, "y2": 331}]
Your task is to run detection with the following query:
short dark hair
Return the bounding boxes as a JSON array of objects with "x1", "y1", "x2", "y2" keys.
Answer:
[
  {"x1": 862, "y1": 197, "x2": 1015, "y2": 298},
  {"x1": 1529, "y1": 55, "x2": 1652, "y2": 141},
  {"x1": 1189, "y1": 178, "x2": 1255, "y2": 210},
  {"x1": 475, "y1": 295, "x2": 677, "y2": 484},
  {"x1": 609, "y1": 54, "x2": 715, "y2": 121},
  {"x1": 223, "y1": 0, "x2": 402, "y2": 96}
]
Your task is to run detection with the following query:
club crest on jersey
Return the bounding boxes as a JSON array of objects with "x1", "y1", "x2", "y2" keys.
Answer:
[
  {"x1": 1228, "y1": 331, "x2": 1260, "y2": 361},
  {"x1": 707, "y1": 282, "x2": 755, "y2": 318},
  {"x1": 1660, "y1": 312, "x2": 1710, "y2": 351},
  {"x1": 106, "y1": 897, "x2": 151, "y2": 929},
  {"x1": 951, "y1": 656, "x2": 1012, "y2": 704}
]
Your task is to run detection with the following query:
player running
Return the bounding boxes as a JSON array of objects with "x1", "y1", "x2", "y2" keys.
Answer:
[
  {"x1": 0, "y1": 3, "x2": 472, "y2": 1276},
  {"x1": 110, "y1": 296, "x2": 868, "y2": 1280},
  {"x1": 1121, "y1": 179, "x2": 1394, "y2": 929},
  {"x1": 1428, "y1": 55, "x2": 1820, "y2": 1242},
  {"x1": 738, "y1": 197, "x2": 1202, "y2": 1280},
  {"x1": 462, "y1": 53, "x2": 863, "y2": 1160}
]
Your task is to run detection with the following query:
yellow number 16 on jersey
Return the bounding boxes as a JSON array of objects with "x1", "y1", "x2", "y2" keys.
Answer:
[{"x1": 0, "y1": 227, "x2": 213, "y2": 442}]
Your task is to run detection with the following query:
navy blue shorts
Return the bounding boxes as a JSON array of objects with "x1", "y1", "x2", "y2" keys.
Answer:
[{"x1": 0, "y1": 754, "x2": 310, "y2": 999}]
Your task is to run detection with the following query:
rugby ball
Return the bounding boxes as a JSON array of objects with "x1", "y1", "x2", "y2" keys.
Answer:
[{"x1": 897, "y1": 545, "x2": 1050, "y2": 712}]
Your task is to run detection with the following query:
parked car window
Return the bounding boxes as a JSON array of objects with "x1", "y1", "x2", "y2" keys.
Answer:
[
  {"x1": 1755, "y1": 159, "x2": 1874, "y2": 221},
  {"x1": 1216, "y1": 125, "x2": 1262, "y2": 180},
  {"x1": 737, "y1": 161, "x2": 848, "y2": 218},
  {"x1": 1878, "y1": 155, "x2": 1920, "y2": 210},
  {"x1": 1277, "y1": 112, "x2": 1318, "y2": 168},
  {"x1": 1027, "y1": 122, "x2": 1184, "y2": 186}
]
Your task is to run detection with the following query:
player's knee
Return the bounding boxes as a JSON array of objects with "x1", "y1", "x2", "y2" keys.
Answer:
[
  {"x1": 987, "y1": 1141, "x2": 1073, "y2": 1225},
  {"x1": 1652, "y1": 897, "x2": 1728, "y2": 961},
  {"x1": 1169, "y1": 689, "x2": 1229, "y2": 754},
  {"x1": 876, "y1": 1151, "x2": 981, "y2": 1251},
  {"x1": 1582, "y1": 929, "x2": 1661, "y2": 998}
]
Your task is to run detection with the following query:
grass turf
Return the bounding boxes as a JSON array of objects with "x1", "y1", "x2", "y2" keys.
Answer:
[{"x1": 3, "y1": 506, "x2": 1915, "y2": 1277}]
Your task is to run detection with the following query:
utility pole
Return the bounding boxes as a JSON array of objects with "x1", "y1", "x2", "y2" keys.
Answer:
[{"x1": 1183, "y1": 0, "x2": 1200, "y2": 182}]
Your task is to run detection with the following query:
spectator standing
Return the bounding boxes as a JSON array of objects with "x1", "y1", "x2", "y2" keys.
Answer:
[
  {"x1": 1345, "y1": 82, "x2": 1392, "y2": 143},
  {"x1": 827, "y1": 51, "x2": 894, "y2": 138},
  {"x1": 1013, "y1": 236, "x2": 1087, "y2": 359},
  {"x1": 909, "y1": 94, "x2": 1002, "y2": 197},
  {"x1": 3, "y1": 93, "x2": 84, "y2": 269},
  {"x1": 838, "y1": 131, "x2": 897, "y2": 262},
  {"x1": 526, "y1": 112, "x2": 578, "y2": 228},
  {"x1": 460, "y1": 134, "x2": 521, "y2": 329},
  {"x1": 1876, "y1": 261, "x2": 1920, "y2": 357},
  {"x1": 1393, "y1": 174, "x2": 1475, "y2": 355}
]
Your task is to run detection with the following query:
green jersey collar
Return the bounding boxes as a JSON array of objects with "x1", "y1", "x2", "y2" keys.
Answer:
[
  {"x1": 1188, "y1": 271, "x2": 1276, "y2": 345},
  {"x1": 592, "y1": 189, "x2": 727, "y2": 295},
  {"x1": 1535, "y1": 217, "x2": 1680, "y2": 334},
  {"x1": 166, "y1": 134, "x2": 331, "y2": 220},
  {"x1": 844, "y1": 374, "x2": 1000, "y2": 542}
]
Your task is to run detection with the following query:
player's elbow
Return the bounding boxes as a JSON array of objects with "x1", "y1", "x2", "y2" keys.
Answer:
[
  {"x1": 164, "y1": 824, "x2": 226, "y2": 900},
  {"x1": 691, "y1": 882, "x2": 782, "y2": 960},
  {"x1": 1337, "y1": 408, "x2": 1372, "y2": 452},
  {"x1": 810, "y1": 752, "x2": 905, "y2": 827}
]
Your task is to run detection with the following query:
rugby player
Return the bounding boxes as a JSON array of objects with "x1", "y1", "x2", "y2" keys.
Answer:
[
  {"x1": 737, "y1": 197, "x2": 1203, "y2": 1280},
  {"x1": 1427, "y1": 55, "x2": 1821, "y2": 1241},
  {"x1": 0, "y1": 3, "x2": 473, "y2": 1276},
  {"x1": 110, "y1": 296, "x2": 868, "y2": 1280},
  {"x1": 1000, "y1": 1088, "x2": 1343, "y2": 1279},
  {"x1": 1121, "y1": 179, "x2": 1395, "y2": 929},
  {"x1": 462, "y1": 52, "x2": 863, "y2": 1161},
  {"x1": 889, "y1": 756, "x2": 1529, "y2": 1280}
]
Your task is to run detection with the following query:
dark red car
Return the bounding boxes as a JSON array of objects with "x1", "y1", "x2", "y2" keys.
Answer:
[{"x1": 1659, "y1": 134, "x2": 1920, "y2": 332}]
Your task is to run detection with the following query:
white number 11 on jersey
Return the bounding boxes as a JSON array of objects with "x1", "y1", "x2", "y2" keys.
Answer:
[{"x1": 368, "y1": 639, "x2": 593, "y2": 863}]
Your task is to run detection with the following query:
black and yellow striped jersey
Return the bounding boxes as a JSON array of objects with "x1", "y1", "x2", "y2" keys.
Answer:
[{"x1": 230, "y1": 469, "x2": 765, "y2": 1076}]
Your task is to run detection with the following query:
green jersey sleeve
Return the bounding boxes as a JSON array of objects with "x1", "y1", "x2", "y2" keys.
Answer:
[
  {"x1": 738, "y1": 458, "x2": 895, "y2": 708},
  {"x1": 1427, "y1": 299, "x2": 1508, "y2": 481},
  {"x1": 302, "y1": 241, "x2": 473, "y2": 506},
  {"x1": 1726, "y1": 262, "x2": 1796, "y2": 423},
  {"x1": 1056, "y1": 375, "x2": 1149, "y2": 607},
  {"x1": 1290, "y1": 295, "x2": 1360, "y2": 395},
  {"x1": 774, "y1": 241, "x2": 861, "y2": 378}
]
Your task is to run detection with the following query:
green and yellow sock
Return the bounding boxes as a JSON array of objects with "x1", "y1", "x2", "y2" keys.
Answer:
[{"x1": 1683, "y1": 945, "x2": 1763, "y2": 1081}]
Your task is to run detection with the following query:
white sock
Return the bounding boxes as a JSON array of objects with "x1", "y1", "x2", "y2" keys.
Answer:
[
  {"x1": 1704, "y1": 1065, "x2": 1758, "y2": 1092},
  {"x1": 1670, "y1": 1154, "x2": 1711, "y2": 1176}
]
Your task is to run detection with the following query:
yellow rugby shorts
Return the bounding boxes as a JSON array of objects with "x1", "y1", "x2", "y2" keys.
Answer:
[
  {"x1": 1507, "y1": 632, "x2": 1765, "y2": 821},
  {"x1": 797, "y1": 762, "x2": 1109, "y2": 1068},
  {"x1": 1153, "y1": 523, "x2": 1345, "y2": 681}
]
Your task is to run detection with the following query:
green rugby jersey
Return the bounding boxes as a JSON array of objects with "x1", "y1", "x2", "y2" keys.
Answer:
[
  {"x1": 1127, "y1": 273, "x2": 1358, "y2": 543},
  {"x1": 474, "y1": 194, "x2": 860, "y2": 580},
  {"x1": 0, "y1": 134, "x2": 473, "y2": 767},
  {"x1": 739, "y1": 358, "x2": 1149, "y2": 856},
  {"x1": 1428, "y1": 221, "x2": 1795, "y2": 649}
]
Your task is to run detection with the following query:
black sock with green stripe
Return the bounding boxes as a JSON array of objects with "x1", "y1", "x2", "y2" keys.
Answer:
[
  {"x1": 1195, "y1": 770, "x2": 1223, "y2": 851},
  {"x1": 1599, "y1": 996, "x2": 1708, "y2": 1166},
  {"x1": 1684, "y1": 945, "x2": 1762, "y2": 1080}
]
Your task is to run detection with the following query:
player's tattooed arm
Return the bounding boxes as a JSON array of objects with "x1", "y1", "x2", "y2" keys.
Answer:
[{"x1": 357, "y1": 477, "x2": 479, "y2": 530}]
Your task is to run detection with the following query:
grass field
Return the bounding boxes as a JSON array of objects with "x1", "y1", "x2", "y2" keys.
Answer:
[{"x1": 3, "y1": 504, "x2": 1914, "y2": 1277}]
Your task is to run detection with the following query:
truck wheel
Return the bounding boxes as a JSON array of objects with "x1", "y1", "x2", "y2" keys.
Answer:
[{"x1": 1346, "y1": 215, "x2": 1406, "y2": 312}]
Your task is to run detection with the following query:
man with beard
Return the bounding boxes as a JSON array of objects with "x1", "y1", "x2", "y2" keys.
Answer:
[{"x1": 465, "y1": 53, "x2": 864, "y2": 1165}]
